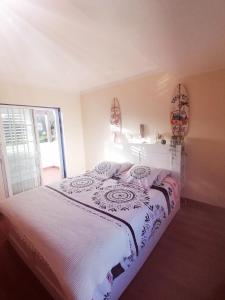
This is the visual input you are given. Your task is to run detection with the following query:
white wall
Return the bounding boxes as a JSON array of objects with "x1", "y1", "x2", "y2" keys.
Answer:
[
  {"x1": 0, "y1": 82, "x2": 85, "y2": 177},
  {"x1": 81, "y1": 72, "x2": 177, "y2": 169}
]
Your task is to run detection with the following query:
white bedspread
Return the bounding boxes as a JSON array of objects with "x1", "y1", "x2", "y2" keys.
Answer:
[{"x1": 0, "y1": 176, "x2": 177, "y2": 300}]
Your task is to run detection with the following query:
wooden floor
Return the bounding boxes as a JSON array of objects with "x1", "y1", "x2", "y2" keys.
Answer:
[{"x1": 0, "y1": 199, "x2": 225, "y2": 300}]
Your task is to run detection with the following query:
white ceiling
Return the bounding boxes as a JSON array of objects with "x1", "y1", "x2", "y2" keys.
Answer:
[{"x1": 0, "y1": 0, "x2": 225, "y2": 92}]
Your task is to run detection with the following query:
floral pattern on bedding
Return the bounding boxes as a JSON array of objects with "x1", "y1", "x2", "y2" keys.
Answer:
[
  {"x1": 91, "y1": 177, "x2": 178, "y2": 300},
  {"x1": 60, "y1": 175, "x2": 102, "y2": 194},
  {"x1": 92, "y1": 183, "x2": 151, "y2": 212}
]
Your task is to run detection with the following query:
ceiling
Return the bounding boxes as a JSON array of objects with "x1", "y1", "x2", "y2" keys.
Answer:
[{"x1": 0, "y1": 0, "x2": 225, "y2": 92}]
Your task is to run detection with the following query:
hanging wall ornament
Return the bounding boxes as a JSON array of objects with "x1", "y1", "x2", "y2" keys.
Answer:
[
  {"x1": 110, "y1": 97, "x2": 122, "y2": 143},
  {"x1": 170, "y1": 83, "x2": 189, "y2": 143}
]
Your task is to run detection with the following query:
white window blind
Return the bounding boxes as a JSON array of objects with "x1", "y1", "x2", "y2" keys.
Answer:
[{"x1": 0, "y1": 107, "x2": 41, "y2": 195}]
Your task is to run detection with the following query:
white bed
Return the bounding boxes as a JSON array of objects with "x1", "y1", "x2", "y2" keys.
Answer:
[{"x1": 1, "y1": 144, "x2": 182, "y2": 300}]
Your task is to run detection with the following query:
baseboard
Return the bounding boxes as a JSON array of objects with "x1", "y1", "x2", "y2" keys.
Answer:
[{"x1": 181, "y1": 197, "x2": 225, "y2": 212}]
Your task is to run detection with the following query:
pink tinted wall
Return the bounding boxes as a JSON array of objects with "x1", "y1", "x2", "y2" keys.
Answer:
[
  {"x1": 81, "y1": 69, "x2": 225, "y2": 208},
  {"x1": 182, "y1": 70, "x2": 225, "y2": 207}
]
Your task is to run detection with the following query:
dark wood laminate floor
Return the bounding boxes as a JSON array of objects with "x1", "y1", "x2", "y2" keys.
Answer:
[{"x1": 0, "y1": 199, "x2": 225, "y2": 300}]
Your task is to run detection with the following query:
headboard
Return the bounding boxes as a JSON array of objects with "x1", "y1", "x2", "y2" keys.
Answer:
[{"x1": 106, "y1": 143, "x2": 182, "y2": 181}]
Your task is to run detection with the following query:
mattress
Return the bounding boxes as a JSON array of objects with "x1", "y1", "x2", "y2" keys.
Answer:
[{"x1": 0, "y1": 174, "x2": 179, "y2": 300}]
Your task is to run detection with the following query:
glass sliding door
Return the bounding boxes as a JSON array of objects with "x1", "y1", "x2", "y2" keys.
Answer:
[
  {"x1": 0, "y1": 106, "x2": 42, "y2": 195},
  {"x1": 34, "y1": 109, "x2": 63, "y2": 185}
]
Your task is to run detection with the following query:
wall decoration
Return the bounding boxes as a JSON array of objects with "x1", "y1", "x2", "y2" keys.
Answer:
[
  {"x1": 110, "y1": 97, "x2": 122, "y2": 143},
  {"x1": 140, "y1": 124, "x2": 145, "y2": 138},
  {"x1": 170, "y1": 83, "x2": 189, "y2": 143}
]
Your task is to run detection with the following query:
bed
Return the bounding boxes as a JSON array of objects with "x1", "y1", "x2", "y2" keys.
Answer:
[{"x1": 0, "y1": 144, "x2": 182, "y2": 300}]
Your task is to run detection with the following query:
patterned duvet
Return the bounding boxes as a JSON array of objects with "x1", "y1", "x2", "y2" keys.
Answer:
[{"x1": 0, "y1": 174, "x2": 178, "y2": 300}]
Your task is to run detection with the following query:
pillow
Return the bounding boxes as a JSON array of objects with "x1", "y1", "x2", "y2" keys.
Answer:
[
  {"x1": 90, "y1": 161, "x2": 121, "y2": 180},
  {"x1": 120, "y1": 164, "x2": 161, "y2": 189},
  {"x1": 116, "y1": 162, "x2": 133, "y2": 175},
  {"x1": 153, "y1": 169, "x2": 171, "y2": 186}
]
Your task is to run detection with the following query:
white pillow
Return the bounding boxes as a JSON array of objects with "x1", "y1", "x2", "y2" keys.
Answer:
[
  {"x1": 116, "y1": 162, "x2": 133, "y2": 175},
  {"x1": 120, "y1": 164, "x2": 161, "y2": 189},
  {"x1": 90, "y1": 161, "x2": 121, "y2": 180}
]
